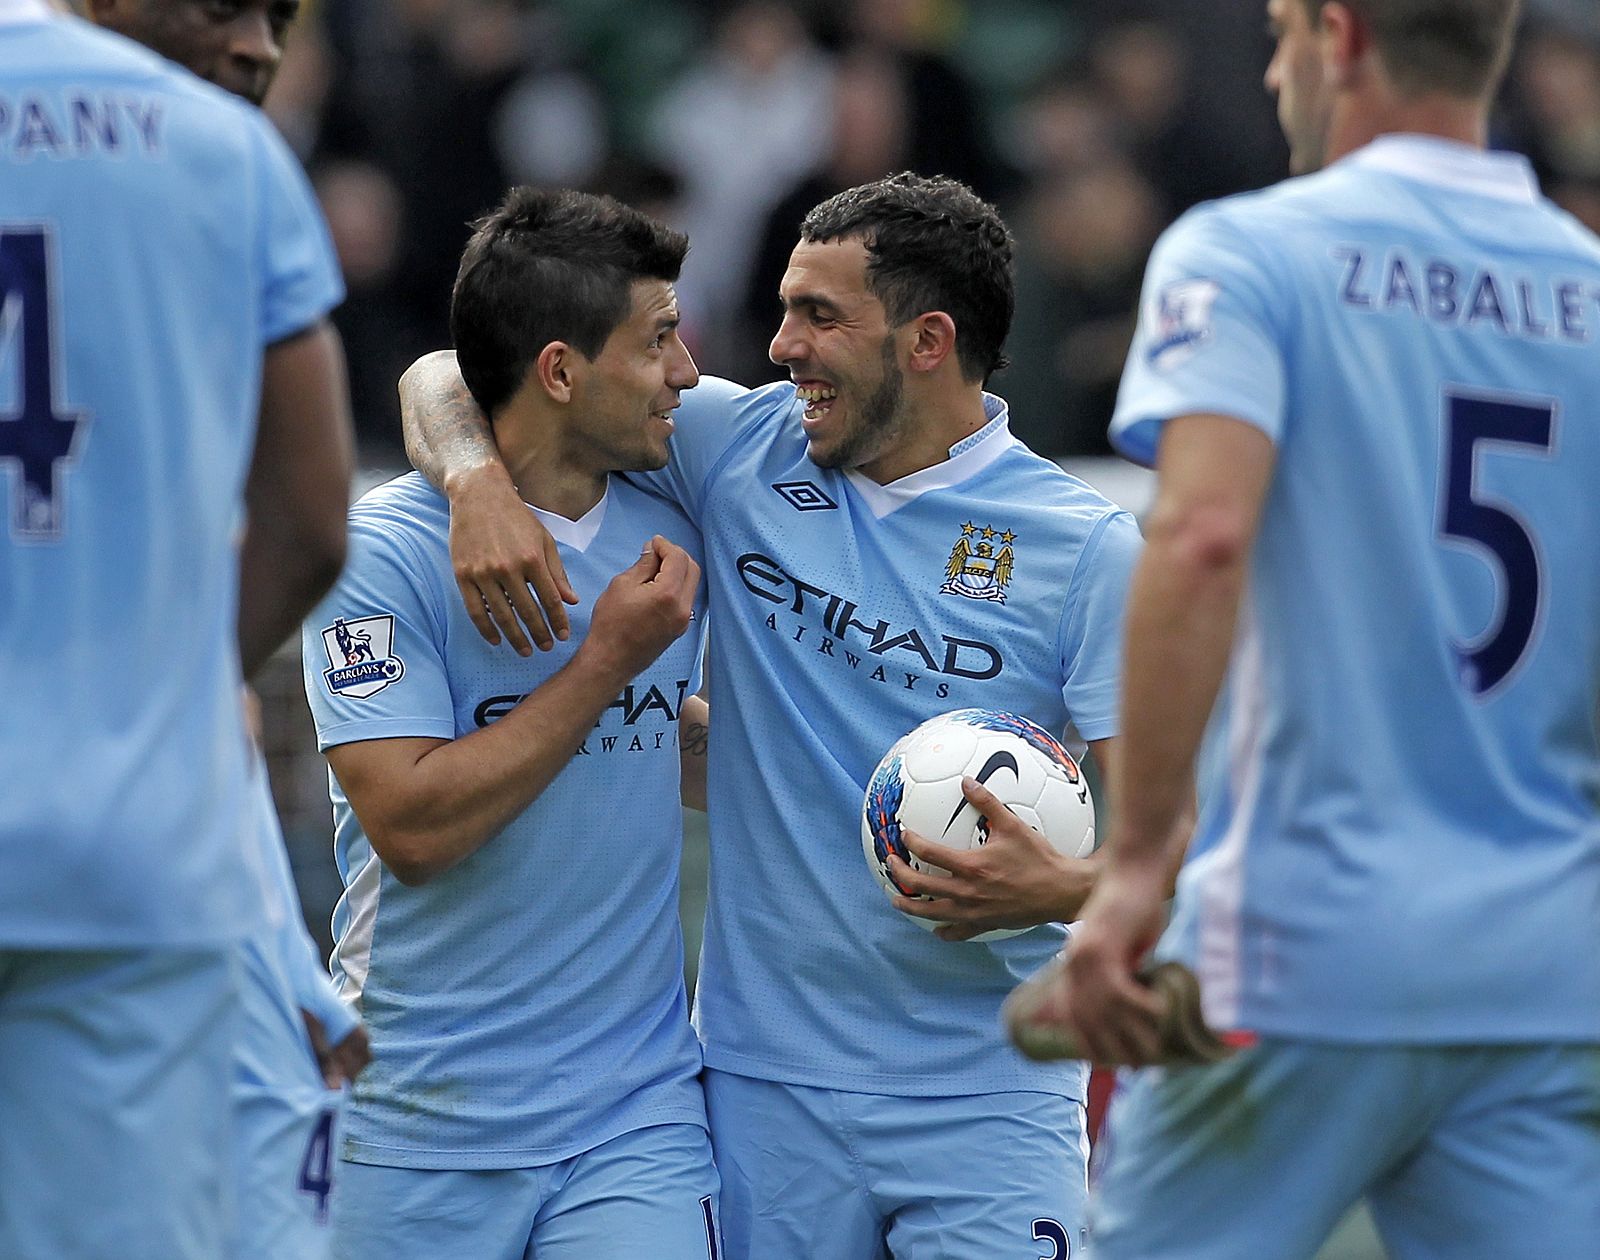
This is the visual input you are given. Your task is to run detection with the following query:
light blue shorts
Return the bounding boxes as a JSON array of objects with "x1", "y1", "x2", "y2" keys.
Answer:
[
  {"x1": 235, "y1": 1083, "x2": 342, "y2": 1260},
  {"x1": 704, "y1": 1068, "x2": 1090, "y2": 1260},
  {"x1": 1092, "y1": 1039, "x2": 1600, "y2": 1259},
  {"x1": 331, "y1": 1122, "x2": 720, "y2": 1260},
  {"x1": 0, "y1": 947, "x2": 239, "y2": 1260}
]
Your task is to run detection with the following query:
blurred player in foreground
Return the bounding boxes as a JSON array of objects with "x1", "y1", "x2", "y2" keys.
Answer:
[
  {"x1": 0, "y1": 0, "x2": 351, "y2": 1256},
  {"x1": 302, "y1": 188, "x2": 719, "y2": 1260},
  {"x1": 1041, "y1": 0, "x2": 1600, "y2": 1255},
  {"x1": 399, "y1": 174, "x2": 1144, "y2": 1258},
  {"x1": 83, "y1": 0, "x2": 371, "y2": 1253}
]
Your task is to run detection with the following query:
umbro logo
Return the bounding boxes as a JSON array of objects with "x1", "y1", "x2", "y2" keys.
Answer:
[{"x1": 772, "y1": 481, "x2": 838, "y2": 512}]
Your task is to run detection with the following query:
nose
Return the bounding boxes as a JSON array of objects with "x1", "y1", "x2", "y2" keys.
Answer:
[
  {"x1": 231, "y1": 12, "x2": 283, "y2": 74},
  {"x1": 667, "y1": 338, "x2": 699, "y2": 392},
  {"x1": 1264, "y1": 48, "x2": 1281, "y2": 95},
  {"x1": 768, "y1": 309, "x2": 806, "y2": 367}
]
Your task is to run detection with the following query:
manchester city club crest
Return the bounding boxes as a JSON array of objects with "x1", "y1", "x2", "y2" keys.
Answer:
[
  {"x1": 942, "y1": 522, "x2": 1015, "y2": 603},
  {"x1": 321, "y1": 613, "x2": 405, "y2": 699}
]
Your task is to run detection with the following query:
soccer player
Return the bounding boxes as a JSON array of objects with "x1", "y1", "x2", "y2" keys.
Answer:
[
  {"x1": 399, "y1": 174, "x2": 1142, "y2": 1258},
  {"x1": 81, "y1": 0, "x2": 372, "y2": 1253},
  {"x1": 0, "y1": 2, "x2": 351, "y2": 1257},
  {"x1": 301, "y1": 188, "x2": 718, "y2": 1260},
  {"x1": 1049, "y1": 0, "x2": 1600, "y2": 1255}
]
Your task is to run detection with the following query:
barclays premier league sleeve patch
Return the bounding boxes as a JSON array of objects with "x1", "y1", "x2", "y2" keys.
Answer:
[
  {"x1": 1146, "y1": 277, "x2": 1221, "y2": 372},
  {"x1": 320, "y1": 614, "x2": 405, "y2": 699}
]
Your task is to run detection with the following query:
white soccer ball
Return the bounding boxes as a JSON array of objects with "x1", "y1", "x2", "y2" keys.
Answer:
[{"x1": 861, "y1": 708, "x2": 1096, "y2": 942}]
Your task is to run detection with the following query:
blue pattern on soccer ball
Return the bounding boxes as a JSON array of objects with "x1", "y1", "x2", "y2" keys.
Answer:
[
  {"x1": 865, "y1": 754, "x2": 911, "y2": 891},
  {"x1": 944, "y1": 708, "x2": 1080, "y2": 781}
]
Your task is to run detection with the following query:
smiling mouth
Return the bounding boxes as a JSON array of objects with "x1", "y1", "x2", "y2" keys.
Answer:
[{"x1": 796, "y1": 384, "x2": 838, "y2": 420}]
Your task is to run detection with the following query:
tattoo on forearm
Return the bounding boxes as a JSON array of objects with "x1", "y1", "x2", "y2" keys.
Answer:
[
  {"x1": 404, "y1": 371, "x2": 497, "y2": 486},
  {"x1": 682, "y1": 722, "x2": 708, "y2": 757}
]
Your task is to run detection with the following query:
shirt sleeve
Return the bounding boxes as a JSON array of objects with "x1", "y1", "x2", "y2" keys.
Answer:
[
  {"x1": 625, "y1": 377, "x2": 796, "y2": 519},
  {"x1": 301, "y1": 516, "x2": 456, "y2": 751},
  {"x1": 1109, "y1": 204, "x2": 1287, "y2": 467},
  {"x1": 248, "y1": 111, "x2": 345, "y2": 345},
  {"x1": 286, "y1": 925, "x2": 361, "y2": 1045},
  {"x1": 1057, "y1": 509, "x2": 1143, "y2": 741}
]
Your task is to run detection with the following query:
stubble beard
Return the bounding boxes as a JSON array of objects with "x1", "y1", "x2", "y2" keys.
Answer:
[{"x1": 811, "y1": 339, "x2": 908, "y2": 471}]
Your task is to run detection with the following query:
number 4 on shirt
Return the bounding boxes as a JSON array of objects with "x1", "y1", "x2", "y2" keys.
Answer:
[
  {"x1": 1436, "y1": 389, "x2": 1556, "y2": 697},
  {"x1": 0, "y1": 226, "x2": 88, "y2": 543},
  {"x1": 297, "y1": 1107, "x2": 336, "y2": 1223}
]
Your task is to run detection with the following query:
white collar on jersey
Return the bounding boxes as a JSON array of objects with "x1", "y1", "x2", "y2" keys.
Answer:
[
  {"x1": 843, "y1": 392, "x2": 1015, "y2": 520},
  {"x1": 1343, "y1": 134, "x2": 1539, "y2": 205},
  {"x1": 526, "y1": 481, "x2": 608, "y2": 553},
  {"x1": 0, "y1": 0, "x2": 55, "y2": 25}
]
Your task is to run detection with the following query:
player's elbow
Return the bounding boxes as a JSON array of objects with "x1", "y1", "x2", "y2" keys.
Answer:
[
  {"x1": 1145, "y1": 499, "x2": 1254, "y2": 577},
  {"x1": 366, "y1": 822, "x2": 452, "y2": 887}
]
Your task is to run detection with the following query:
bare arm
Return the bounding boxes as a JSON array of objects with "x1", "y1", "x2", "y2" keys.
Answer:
[
  {"x1": 328, "y1": 538, "x2": 700, "y2": 886},
  {"x1": 1060, "y1": 414, "x2": 1276, "y2": 1063},
  {"x1": 238, "y1": 321, "x2": 355, "y2": 678},
  {"x1": 399, "y1": 350, "x2": 577, "y2": 655},
  {"x1": 679, "y1": 692, "x2": 709, "y2": 813}
]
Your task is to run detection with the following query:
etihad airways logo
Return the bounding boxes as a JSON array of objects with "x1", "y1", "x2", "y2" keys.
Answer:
[{"x1": 736, "y1": 552, "x2": 1003, "y2": 683}]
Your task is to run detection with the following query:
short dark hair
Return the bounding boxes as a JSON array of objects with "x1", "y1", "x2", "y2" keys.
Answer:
[
  {"x1": 798, "y1": 173, "x2": 1015, "y2": 384},
  {"x1": 1304, "y1": 0, "x2": 1522, "y2": 96},
  {"x1": 450, "y1": 187, "x2": 689, "y2": 418}
]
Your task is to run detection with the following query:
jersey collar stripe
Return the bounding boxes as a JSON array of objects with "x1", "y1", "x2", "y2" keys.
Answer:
[
  {"x1": 527, "y1": 480, "x2": 609, "y2": 552},
  {"x1": 1345, "y1": 134, "x2": 1539, "y2": 205},
  {"x1": 843, "y1": 394, "x2": 1015, "y2": 520}
]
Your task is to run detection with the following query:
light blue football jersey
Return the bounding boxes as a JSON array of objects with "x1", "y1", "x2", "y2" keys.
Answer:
[
  {"x1": 631, "y1": 377, "x2": 1140, "y2": 1099},
  {"x1": 0, "y1": 8, "x2": 344, "y2": 947},
  {"x1": 1112, "y1": 135, "x2": 1600, "y2": 1043},
  {"x1": 301, "y1": 473, "x2": 709, "y2": 1168}
]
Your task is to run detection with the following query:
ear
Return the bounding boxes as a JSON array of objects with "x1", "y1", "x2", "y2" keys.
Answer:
[
  {"x1": 534, "y1": 341, "x2": 580, "y2": 404},
  {"x1": 1319, "y1": 1, "x2": 1375, "y2": 89},
  {"x1": 905, "y1": 311, "x2": 959, "y2": 376}
]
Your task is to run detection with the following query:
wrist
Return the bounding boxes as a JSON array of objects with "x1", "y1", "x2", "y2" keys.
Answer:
[
  {"x1": 569, "y1": 637, "x2": 635, "y2": 696},
  {"x1": 442, "y1": 457, "x2": 516, "y2": 503},
  {"x1": 1053, "y1": 851, "x2": 1099, "y2": 922}
]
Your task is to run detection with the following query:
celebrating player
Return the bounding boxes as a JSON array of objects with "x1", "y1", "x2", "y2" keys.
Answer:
[
  {"x1": 0, "y1": 1, "x2": 351, "y2": 1257},
  {"x1": 398, "y1": 174, "x2": 1144, "y2": 1258},
  {"x1": 1050, "y1": 0, "x2": 1600, "y2": 1255},
  {"x1": 302, "y1": 188, "x2": 719, "y2": 1260}
]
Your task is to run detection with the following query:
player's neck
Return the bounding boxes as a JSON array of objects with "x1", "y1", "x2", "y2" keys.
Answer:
[
  {"x1": 854, "y1": 386, "x2": 991, "y2": 485},
  {"x1": 498, "y1": 422, "x2": 607, "y2": 521},
  {"x1": 1324, "y1": 94, "x2": 1488, "y2": 166}
]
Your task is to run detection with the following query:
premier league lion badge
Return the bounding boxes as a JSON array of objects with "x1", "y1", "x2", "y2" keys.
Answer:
[
  {"x1": 321, "y1": 613, "x2": 405, "y2": 699},
  {"x1": 941, "y1": 521, "x2": 1015, "y2": 603}
]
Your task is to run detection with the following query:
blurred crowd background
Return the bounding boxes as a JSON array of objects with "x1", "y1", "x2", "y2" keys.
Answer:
[
  {"x1": 262, "y1": 0, "x2": 1600, "y2": 468},
  {"x1": 259, "y1": 0, "x2": 1600, "y2": 946}
]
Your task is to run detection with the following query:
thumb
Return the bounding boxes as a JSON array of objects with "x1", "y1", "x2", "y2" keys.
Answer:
[{"x1": 629, "y1": 540, "x2": 665, "y2": 580}]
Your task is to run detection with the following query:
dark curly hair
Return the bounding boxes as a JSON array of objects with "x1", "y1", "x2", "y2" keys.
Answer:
[
  {"x1": 799, "y1": 173, "x2": 1015, "y2": 384},
  {"x1": 451, "y1": 187, "x2": 689, "y2": 418}
]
